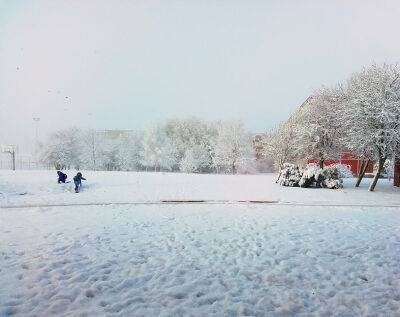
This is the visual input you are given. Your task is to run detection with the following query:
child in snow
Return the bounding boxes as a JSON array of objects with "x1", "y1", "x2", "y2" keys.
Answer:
[
  {"x1": 73, "y1": 172, "x2": 86, "y2": 193},
  {"x1": 57, "y1": 171, "x2": 68, "y2": 183}
]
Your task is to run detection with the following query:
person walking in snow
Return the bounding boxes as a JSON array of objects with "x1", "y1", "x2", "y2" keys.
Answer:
[
  {"x1": 57, "y1": 171, "x2": 68, "y2": 184},
  {"x1": 73, "y1": 172, "x2": 86, "y2": 193}
]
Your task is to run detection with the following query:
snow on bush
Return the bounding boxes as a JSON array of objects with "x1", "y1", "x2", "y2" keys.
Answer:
[
  {"x1": 325, "y1": 163, "x2": 353, "y2": 178},
  {"x1": 320, "y1": 165, "x2": 343, "y2": 189},
  {"x1": 276, "y1": 163, "x2": 302, "y2": 187},
  {"x1": 278, "y1": 163, "x2": 343, "y2": 189},
  {"x1": 299, "y1": 164, "x2": 325, "y2": 188}
]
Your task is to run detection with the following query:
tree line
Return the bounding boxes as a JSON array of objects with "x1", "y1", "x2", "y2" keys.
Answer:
[
  {"x1": 39, "y1": 118, "x2": 256, "y2": 174},
  {"x1": 261, "y1": 63, "x2": 400, "y2": 191}
]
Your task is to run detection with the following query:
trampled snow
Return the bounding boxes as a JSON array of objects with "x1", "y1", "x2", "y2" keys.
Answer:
[{"x1": 1, "y1": 171, "x2": 400, "y2": 316}]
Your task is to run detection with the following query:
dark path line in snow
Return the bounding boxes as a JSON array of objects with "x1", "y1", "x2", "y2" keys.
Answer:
[
  {"x1": 1, "y1": 200, "x2": 400, "y2": 209},
  {"x1": 278, "y1": 202, "x2": 400, "y2": 208},
  {"x1": 0, "y1": 200, "x2": 278, "y2": 209}
]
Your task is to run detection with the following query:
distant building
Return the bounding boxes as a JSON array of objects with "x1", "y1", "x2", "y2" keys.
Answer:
[
  {"x1": 308, "y1": 153, "x2": 373, "y2": 175},
  {"x1": 97, "y1": 130, "x2": 139, "y2": 140}
]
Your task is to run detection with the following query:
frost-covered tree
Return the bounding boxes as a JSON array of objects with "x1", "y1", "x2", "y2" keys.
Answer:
[
  {"x1": 141, "y1": 125, "x2": 178, "y2": 171},
  {"x1": 344, "y1": 63, "x2": 400, "y2": 191},
  {"x1": 81, "y1": 129, "x2": 105, "y2": 170},
  {"x1": 180, "y1": 145, "x2": 211, "y2": 173},
  {"x1": 294, "y1": 88, "x2": 345, "y2": 168},
  {"x1": 100, "y1": 138, "x2": 122, "y2": 171},
  {"x1": 117, "y1": 131, "x2": 144, "y2": 171},
  {"x1": 82, "y1": 130, "x2": 144, "y2": 171},
  {"x1": 337, "y1": 84, "x2": 374, "y2": 187},
  {"x1": 262, "y1": 118, "x2": 299, "y2": 171},
  {"x1": 41, "y1": 127, "x2": 82, "y2": 169},
  {"x1": 384, "y1": 159, "x2": 395, "y2": 181},
  {"x1": 212, "y1": 120, "x2": 254, "y2": 174},
  {"x1": 39, "y1": 119, "x2": 258, "y2": 174},
  {"x1": 163, "y1": 118, "x2": 216, "y2": 172}
]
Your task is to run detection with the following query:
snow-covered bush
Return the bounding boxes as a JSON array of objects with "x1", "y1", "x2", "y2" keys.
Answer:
[
  {"x1": 299, "y1": 164, "x2": 325, "y2": 188},
  {"x1": 321, "y1": 165, "x2": 343, "y2": 189},
  {"x1": 278, "y1": 163, "x2": 343, "y2": 189},
  {"x1": 325, "y1": 163, "x2": 353, "y2": 178},
  {"x1": 277, "y1": 163, "x2": 302, "y2": 187}
]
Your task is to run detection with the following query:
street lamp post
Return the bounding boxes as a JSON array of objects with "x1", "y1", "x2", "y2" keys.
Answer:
[
  {"x1": 2, "y1": 145, "x2": 16, "y2": 171},
  {"x1": 32, "y1": 118, "x2": 41, "y2": 165},
  {"x1": 33, "y1": 117, "x2": 40, "y2": 144}
]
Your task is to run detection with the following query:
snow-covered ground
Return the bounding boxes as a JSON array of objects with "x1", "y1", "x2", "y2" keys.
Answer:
[
  {"x1": 1, "y1": 170, "x2": 400, "y2": 207},
  {"x1": 1, "y1": 171, "x2": 400, "y2": 316}
]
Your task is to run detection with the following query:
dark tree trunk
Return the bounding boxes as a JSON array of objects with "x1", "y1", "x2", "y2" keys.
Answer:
[
  {"x1": 319, "y1": 160, "x2": 324, "y2": 169},
  {"x1": 278, "y1": 159, "x2": 284, "y2": 172},
  {"x1": 369, "y1": 157, "x2": 386, "y2": 192},
  {"x1": 355, "y1": 159, "x2": 369, "y2": 187},
  {"x1": 276, "y1": 171, "x2": 281, "y2": 183}
]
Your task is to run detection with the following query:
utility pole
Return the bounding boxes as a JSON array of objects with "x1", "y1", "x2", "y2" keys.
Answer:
[
  {"x1": 33, "y1": 118, "x2": 41, "y2": 163},
  {"x1": 33, "y1": 117, "x2": 40, "y2": 144}
]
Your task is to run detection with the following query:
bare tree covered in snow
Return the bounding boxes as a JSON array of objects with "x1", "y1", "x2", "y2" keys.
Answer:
[
  {"x1": 343, "y1": 63, "x2": 400, "y2": 191},
  {"x1": 40, "y1": 118, "x2": 257, "y2": 174},
  {"x1": 212, "y1": 120, "x2": 254, "y2": 174},
  {"x1": 163, "y1": 118, "x2": 216, "y2": 172},
  {"x1": 79, "y1": 130, "x2": 144, "y2": 171},
  {"x1": 262, "y1": 89, "x2": 345, "y2": 173},
  {"x1": 41, "y1": 127, "x2": 83, "y2": 170},
  {"x1": 262, "y1": 118, "x2": 299, "y2": 172},
  {"x1": 116, "y1": 132, "x2": 144, "y2": 171},
  {"x1": 180, "y1": 145, "x2": 211, "y2": 173},
  {"x1": 100, "y1": 138, "x2": 124, "y2": 171},
  {"x1": 141, "y1": 125, "x2": 178, "y2": 171},
  {"x1": 81, "y1": 129, "x2": 104, "y2": 170},
  {"x1": 294, "y1": 88, "x2": 345, "y2": 168}
]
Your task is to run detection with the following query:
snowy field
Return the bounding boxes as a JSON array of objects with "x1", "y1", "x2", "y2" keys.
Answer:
[
  {"x1": 1, "y1": 170, "x2": 400, "y2": 208},
  {"x1": 1, "y1": 171, "x2": 400, "y2": 316}
]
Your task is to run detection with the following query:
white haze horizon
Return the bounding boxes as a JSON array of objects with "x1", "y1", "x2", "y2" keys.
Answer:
[{"x1": 1, "y1": 0, "x2": 400, "y2": 155}]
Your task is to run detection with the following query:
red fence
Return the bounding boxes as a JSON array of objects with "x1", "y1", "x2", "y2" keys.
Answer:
[{"x1": 395, "y1": 160, "x2": 400, "y2": 187}]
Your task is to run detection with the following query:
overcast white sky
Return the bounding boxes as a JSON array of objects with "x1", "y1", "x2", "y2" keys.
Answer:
[{"x1": 1, "y1": 0, "x2": 400, "y2": 154}]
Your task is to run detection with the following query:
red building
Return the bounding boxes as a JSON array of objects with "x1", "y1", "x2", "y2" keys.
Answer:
[
  {"x1": 310, "y1": 155, "x2": 400, "y2": 187},
  {"x1": 309, "y1": 152, "x2": 373, "y2": 175},
  {"x1": 394, "y1": 159, "x2": 400, "y2": 187}
]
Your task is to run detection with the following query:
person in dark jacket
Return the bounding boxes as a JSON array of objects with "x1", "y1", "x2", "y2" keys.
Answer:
[
  {"x1": 57, "y1": 171, "x2": 68, "y2": 184},
  {"x1": 73, "y1": 172, "x2": 86, "y2": 193}
]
